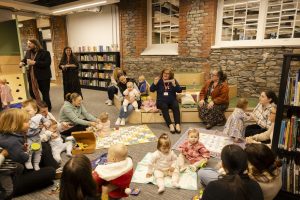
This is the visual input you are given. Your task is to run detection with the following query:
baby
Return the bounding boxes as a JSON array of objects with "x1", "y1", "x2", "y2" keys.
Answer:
[
  {"x1": 141, "y1": 96, "x2": 158, "y2": 112},
  {"x1": 223, "y1": 98, "x2": 251, "y2": 143},
  {"x1": 93, "y1": 144, "x2": 134, "y2": 199},
  {"x1": 123, "y1": 81, "x2": 140, "y2": 112},
  {"x1": 96, "y1": 112, "x2": 111, "y2": 137},
  {"x1": 138, "y1": 75, "x2": 149, "y2": 99},
  {"x1": 146, "y1": 133, "x2": 180, "y2": 193},
  {"x1": 0, "y1": 78, "x2": 13, "y2": 109},
  {"x1": 22, "y1": 99, "x2": 50, "y2": 170},
  {"x1": 45, "y1": 120, "x2": 73, "y2": 163},
  {"x1": 178, "y1": 129, "x2": 210, "y2": 172}
]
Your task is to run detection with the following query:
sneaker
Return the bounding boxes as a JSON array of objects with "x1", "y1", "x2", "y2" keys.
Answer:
[
  {"x1": 169, "y1": 124, "x2": 175, "y2": 134},
  {"x1": 120, "y1": 118, "x2": 126, "y2": 126},
  {"x1": 105, "y1": 99, "x2": 110, "y2": 104},
  {"x1": 175, "y1": 124, "x2": 181, "y2": 133},
  {"x1": 25, "y1": 161, "x2": 33, "y2": 170},
  {"x1": 107, "y1": 100, "x2": 113, "y2": 106},
  {"x1": 115, "y1": 118, "x2": 121, "y2": 126}
]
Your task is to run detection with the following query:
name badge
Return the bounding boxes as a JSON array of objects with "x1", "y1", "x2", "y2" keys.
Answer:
[{"x1": 164, "y1": 92, "x2": 168, "y2": 96}]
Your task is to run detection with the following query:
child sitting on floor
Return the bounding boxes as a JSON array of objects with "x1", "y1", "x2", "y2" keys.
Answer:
[
  {"x1": 123, "y1": 81, "x2": 140, "y2": 112},
  {"x1": 93, "y1": 143, "x2": 134, "y2": 199},
  {"x1": 22, "y1": 99, "x2": 50, "y2": 170},
  {"x1": 223, "y1": 98, "x2": 251, "y2": 143},
  {"x1": 146, "y1": 133, "x2": 180, "y2": 193},
  {"x1": 141, "y1": 96, "x2": 158, "y2": 112},
  {"x1": 0, "y1": 78, "x2": 14, "y2": 109},
  {"x1": 95, "y1": 112, "x2": 111, "y2": 137},
  {"x1": 178, "y1": 129, "x2": 210, "y2": 172},
  {"x1": 45, "y1": 120, "x2": 73, "y2": 163}
]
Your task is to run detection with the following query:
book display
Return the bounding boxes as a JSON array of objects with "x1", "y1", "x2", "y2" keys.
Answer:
[
  {"x1": 75, "y1": 52, "x2": 120, "y2": 91},
  {"x1": 273, "y1": 54, "x2": 300, "y2": 199}
]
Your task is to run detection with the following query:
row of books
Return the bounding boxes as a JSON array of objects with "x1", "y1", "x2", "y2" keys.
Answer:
[
  {"x1": 81, "y1": 63, "x2": 116, "y2": 70},
  {"x1": 278, "y1": 116, "x2": 300, "y2": 152},
  {"x1": 80, "y1": 80, "x2": 109, "y2": 87},
  {"x1": 282, "y1": 158, "x2": 300, "y2": 194},
  {"x1": 284, "y1": 69, "x2": 300, "y2": 106},
  {"x1": 79, "y1": 54, "x2": 117, "y2": 62},
  {"x1": 76, "y1": 45, "x2": 116, "y2": 52},
  {"x1": 79, "y1": 72, "x2": 111, "y2": 79}
]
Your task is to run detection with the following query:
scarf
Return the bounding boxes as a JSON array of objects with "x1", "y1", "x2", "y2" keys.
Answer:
[{"x1": 29, "y1": 51, "x2": 42, "y2": 105}]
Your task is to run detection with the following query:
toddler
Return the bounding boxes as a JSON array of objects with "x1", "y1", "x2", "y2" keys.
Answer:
[
  {"x1": 45, "y1": 120, "x2": 73, "y2": 163},
  {"x1": 93, "y1": 144, "x2": 134, "y2": 199},
  {"x1": 146, "y1": 133, "x2": 180, "y2": 193},
  {"x1": 223, "y1": 98, "x2": 251, "y2": 143},
  {"x1": 178, "y1": 129, "x2": 210, "y2": 172},
  {"x1": 0, "y1": 78, "x2": 13, "y2": 109},
  {"x1": 123, "y1": 81, "x2": 140, "y2": 112},
  {"x1": 22, "y1": 99, "x2": 50, "y2": 170},
  {"x1": 138, "y1": 75, "x2": 149, "y2": 98},
  {"x1": 95, "y1": 112, "x2": 111, "y2": 137},
  {"x1": 141, "y1": 95, "x2": 158, "y2": 112}
]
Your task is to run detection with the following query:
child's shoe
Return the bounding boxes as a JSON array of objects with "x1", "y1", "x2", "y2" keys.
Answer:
[
  {"x1": 157, "y1": 186, "x2": 165, "y2": 194},
  {"x1": 120, "y1": 118, "x2": 126, "y2": 126},
  {"x1": 107, "y1": 100, "x2": 113, "y2": 106},
  {"x1": 33, "y1": 163, "x2": 40, "y2": 171},
  {"x1": 25, "y1": 161, "x2": 33, "y2": 170},
  {"x1": 115, "y1": 118, "x2": 121, "y2": 126}
]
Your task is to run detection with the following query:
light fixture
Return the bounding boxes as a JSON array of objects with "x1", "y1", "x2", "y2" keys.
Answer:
[{"x1": 52, "y1": 1, "x2": 107, "y2": 14}]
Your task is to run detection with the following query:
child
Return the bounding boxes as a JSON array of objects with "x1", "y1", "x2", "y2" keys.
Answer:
[
  {"x1": 93, "y1": 143, "x2": 134, "y2": 199},
  {"x1": 95, "y1": 112, "x2": 111, "y2": 137},
  {"x1": 141, "y1": 95, "x2": 158, "y2": 112},
  {"x1": 178, "y1": 129, "x2": 210, "y2": 172},
  {"x1": 0, "y1": 78, "x2": 14, "y2": 109},
  {"x1": 223, "y1": 98, "x2": 251, "y2": 143},
  {"x1": 45, "y1": 120, "x2": 73, "y2": 163},
  {"x1": 60, "y1": 154, "x2": 100, "y2": 200},
  {"x1": 146, "y1": 133, "x2": 180, "y2": 193},
  {"x1": 138, "y1": 75, "x2": 149, "y2": 100},
  {"x1": 123, "y1": 81, "x2": 140, "y2": 112},
  {"x1": 22, "y1": 99, "x2": 50, "y2": 170}
]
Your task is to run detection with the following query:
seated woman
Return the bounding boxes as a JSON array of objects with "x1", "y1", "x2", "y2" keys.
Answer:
[
  {"x1": 150, "y1": 67, "x2": 182, "y2": 133},
  {"x1": 246, "y1": 106, "x2": 276, "y2": 148},
  {"x1": 245, "y1": 90, "x2": 277, "y2": 137},
  {"x1": 106, "y1": 67, "x2": 125, "y2": 106},
  {"x1": 198, "y1": 69, "x2": 229, "y2": 129},
  {"x1": 201, "y1": 144, "x2": 263, "y2": 200},
  {"x1": 59, "y1": 93, "x2": 98, "y2": 136},
  {"x1": 245, "y1": 143, "x2": 282, "y2": 200},
  {"x1": 115, "y1": 75, "x2": 140, "y2": 126}
]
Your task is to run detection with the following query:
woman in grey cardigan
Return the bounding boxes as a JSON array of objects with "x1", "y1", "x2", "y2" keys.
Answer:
[{"x1": 59, "y1": 93, "x2": 98, "y2": 136}]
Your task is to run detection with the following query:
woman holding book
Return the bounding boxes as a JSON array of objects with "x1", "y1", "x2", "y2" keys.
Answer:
[{"x1": 59, "y1": 47, "x2": 82, "y2": 99}]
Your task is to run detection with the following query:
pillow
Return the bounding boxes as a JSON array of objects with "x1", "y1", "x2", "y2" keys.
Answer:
[{"x1": 181, "y1": 93, "x2": 196, "y2": 105}]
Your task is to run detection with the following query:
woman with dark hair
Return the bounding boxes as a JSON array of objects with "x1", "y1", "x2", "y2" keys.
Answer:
[
  {"x1": 245, "y1": 143, "x2": 282, "y2": 200},
  {"x1": 150, "y1": 67, "x2": 182, "y2": 133},
  {"x1": 59, "y1": 47, "x2": 82, "y2": 98},
  {"x1": 19, "y1": 39, "x2": 52, "y2": 111},
  {"x1": 245, "y1": 90, "x2": 277, "y2": 137},
  {"x1": 60, "y1": 154, "x2": 100, "y2": 200},
  {"x1": 105, "y1": 68, "x2": 126, "y2": 106},
  {"x1": 59, "y1": 93, "x2": 98, "y2": 136},
  {"x1": 198, "y1": 69, "x2": 229, "y2": 129},
  {"x1": 201, "y1": 144, "x2": 263, "y2": 200}
]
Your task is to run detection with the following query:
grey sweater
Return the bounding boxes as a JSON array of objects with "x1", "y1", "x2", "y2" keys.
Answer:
[{"x1": 59, "y1": 101, "x2": 97, "y2": 126}]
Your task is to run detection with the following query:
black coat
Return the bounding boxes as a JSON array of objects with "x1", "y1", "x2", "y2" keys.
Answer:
[{"x1": 22, "y1": 49, "x2": 52, "y2": 80}]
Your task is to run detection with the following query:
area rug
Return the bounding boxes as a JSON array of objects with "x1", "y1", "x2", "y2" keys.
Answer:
[
  {"x1": 131, "y1": 152, "x2": 198, "y2": 190},
  {"x1": 172, "y1": 128, "x2": 245, "y2": 158},
  {"x1": 96, "y1": 125, "x2": 157, "y2": 149}
]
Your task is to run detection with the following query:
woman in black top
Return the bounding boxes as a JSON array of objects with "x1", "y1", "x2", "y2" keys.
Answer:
[
  {"x1": 59, "y1": 47, "x2": 82, "y2": 98},
  {"x1": 202, "y1": 144, "x2": 263, "y2": 200}
]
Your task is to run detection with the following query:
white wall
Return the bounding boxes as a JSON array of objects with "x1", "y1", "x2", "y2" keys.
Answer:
[{"x1": 66, "y1": 4, "x2": 119, "y2": 51}]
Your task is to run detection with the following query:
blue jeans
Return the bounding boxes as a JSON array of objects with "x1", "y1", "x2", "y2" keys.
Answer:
[
  {"x1": 197, "y1": 167, "x2": 220, "y2": 186},
  {"x1": 119, "y1": 104, "x2": 134, "y2": 118}
]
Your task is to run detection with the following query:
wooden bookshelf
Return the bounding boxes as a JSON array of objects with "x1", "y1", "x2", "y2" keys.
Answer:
[
  {"x1": 273, "y1": 54, "x2": 300, "y2": 199},
  {"x1": 75, "y1": 51, "x2": 120, "y2": 91}
]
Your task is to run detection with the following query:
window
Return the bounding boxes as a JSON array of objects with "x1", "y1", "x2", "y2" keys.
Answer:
[
  {"x1": 141, "y1": 0, "x2": 179, "y2": 55},
  {"x1": 215, "y1": 0, "x2": 300, "y2": 47}
]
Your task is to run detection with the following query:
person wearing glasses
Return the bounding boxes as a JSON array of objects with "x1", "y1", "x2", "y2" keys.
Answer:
[
  {"x1": 198, "y1": 69, "x2": 229, "y2": 129},
  {"x1": 150, "y1": 67, "x2": 182, "y2": 134}
]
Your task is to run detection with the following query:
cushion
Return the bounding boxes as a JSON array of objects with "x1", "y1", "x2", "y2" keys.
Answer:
[{"x1": 181, "y1": 93, "x2": 196, "y2": 105}]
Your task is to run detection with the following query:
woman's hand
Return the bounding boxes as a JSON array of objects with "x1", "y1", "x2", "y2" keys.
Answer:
[
  {"x1": 250, "y1": 113, "x2": 257, "y2": 121},
  {"x1": 153, "y1": 77, "x2": 159, "y2": 85},
  {"x1": 171, "y1": 79, "x2": 176, "y2": 86},
  {"x1": 199, "y1": 100, "x2": 205, "y2": 107},
  {"x1": 207, "y1": 101, "x2": 214, "y2": 109},
  {"x1": 89, "y1": 121, "x2": 97, "y2": 127}
]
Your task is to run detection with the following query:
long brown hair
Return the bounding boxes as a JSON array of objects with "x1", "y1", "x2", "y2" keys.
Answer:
[
  {"x1": 60, "y1": 46, "x2": 78, "y2": 64},
  {"x1": 28, "y1": 39, "x2": 43, "y2": 51},
  {"x1": 60, "y1": 155, "x2": 99, "y2": 200},
  {"x1": 0, "y1": 108, "x2": 30, "y2": 133},
  {"x1": 160, "y1": 67, "x2": 174, "y2": 80}
]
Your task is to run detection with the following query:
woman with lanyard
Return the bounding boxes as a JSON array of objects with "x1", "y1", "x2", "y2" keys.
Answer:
[
  {"x1": 198, "y1": 69, "x2": 229, "y2": 129},
  {"x1": 59, "y1": 47, "x2": 82, "y2": 99},
  {"x1": 150, "y1": 67, "x2": 182, "y2": 134}
]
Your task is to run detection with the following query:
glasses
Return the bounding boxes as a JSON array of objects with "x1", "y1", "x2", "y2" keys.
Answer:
[{"x1": 163, "y1": 73, "x2": 170, "y2": 75}]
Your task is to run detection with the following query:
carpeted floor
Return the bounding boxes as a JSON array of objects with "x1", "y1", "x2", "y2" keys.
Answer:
[{"x1": 14, "y1": 84, "x2": 221, "y2": 200}]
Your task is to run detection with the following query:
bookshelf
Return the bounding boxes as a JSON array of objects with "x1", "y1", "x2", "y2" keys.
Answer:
[
  {"x1": 272, "y1": 53, "x2": 300, "y2": 199},
  {"x1": 75, "y1": 52, "x2": 120, "y2": 91}
]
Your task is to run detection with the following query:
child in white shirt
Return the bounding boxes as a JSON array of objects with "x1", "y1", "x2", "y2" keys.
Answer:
[{"x1": 123, "y1": 82, "x2": 140, "y2": 112}]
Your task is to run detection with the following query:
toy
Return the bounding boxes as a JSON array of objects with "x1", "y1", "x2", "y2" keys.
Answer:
[
  {"x1": 75, "y1": 143, "x2": 88, "y2": 150},
  {"x1": 71, "y1": 131, "x2": 96, "y2": 155},
  {"x1": 192, "y1": 189, "x2": 204, "y2": 200},
  {"x1": 30, "y1": 142, "x2": 41, "y2": 151}
]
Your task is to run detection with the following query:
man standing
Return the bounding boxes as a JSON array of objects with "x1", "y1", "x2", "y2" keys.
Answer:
[{"x1": 20, "y1": 39, "x2": 52, "y2": 111}]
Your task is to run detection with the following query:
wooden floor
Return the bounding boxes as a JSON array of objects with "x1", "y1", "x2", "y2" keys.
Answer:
[{"x1": 14, "y1": 84, "x2": 221, "y2": 200}]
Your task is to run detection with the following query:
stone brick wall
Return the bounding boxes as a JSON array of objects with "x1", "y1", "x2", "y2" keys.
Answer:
[
  {"x1": 19, "y1": 19, "x2": 39, "y2": 52},
  {"x1": 119, "y1": 0, "x2": 217, "y2": 80}
]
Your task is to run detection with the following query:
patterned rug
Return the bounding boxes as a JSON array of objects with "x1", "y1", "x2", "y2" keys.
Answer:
[
  {"x1": 172, "y1": 128, "x2": 245, "y2": 158},
  {"x1": 96, "y1": 125, "x2": 157, "y2": 149}
]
